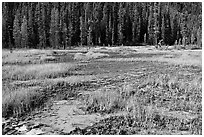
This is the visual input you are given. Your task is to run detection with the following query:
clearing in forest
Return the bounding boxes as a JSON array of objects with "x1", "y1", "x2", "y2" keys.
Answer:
[{"x1": 2, "y1": 46, "x2": 202, "y2": 135}]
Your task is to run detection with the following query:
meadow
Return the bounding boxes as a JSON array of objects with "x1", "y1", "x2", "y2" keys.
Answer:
[{"x1": 2, "y1": 46, "x2": 202, "y2": 135}]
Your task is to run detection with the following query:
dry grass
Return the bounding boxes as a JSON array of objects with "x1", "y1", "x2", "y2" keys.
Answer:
[
  {"x1": 2, "y1": 63, "x2": 79, "y2": 81},
  {"x1": 85, "y1": 84, "x2": 135, "y2": 113},
  {"x1": 2, "y1": 49, "x2": 56, "y2": 65},
  {"x1": 141, "y1": 74, "x2": 202, "y2": 112},
  {"x1": 101, "y1": 50, "x2": 201, "y2": 67},
  {"x1": 74, "y1": 51, "x2": 109, "y2": 61},
  {"x1": 2, "y1": 73, "x2": 99, "y2": 118},
  {"x1": 77, "y1": 72, "x2": 202, "y2": 134},
  {"x1": 2, "y1": 75, "x2": 97, "y2": 118},
  {"x1": 2, "y1": 47, "x2": 202, "y2": 134},
  {"x1": 2, "y1": 50, "x2": 83, "y2": 118},
  {"x1": 2, "y1": 86, "x2": 44, "y2": 117}
]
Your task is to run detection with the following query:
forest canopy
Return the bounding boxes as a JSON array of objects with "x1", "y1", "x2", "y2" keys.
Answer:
[{"x1": 2, "y1": 2, "x2": 202, "y2": 49}]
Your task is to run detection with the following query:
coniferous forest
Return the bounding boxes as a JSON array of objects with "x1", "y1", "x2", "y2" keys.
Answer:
[{"x1": 2, "y1": 2, "x2": 202, "y2": 49}]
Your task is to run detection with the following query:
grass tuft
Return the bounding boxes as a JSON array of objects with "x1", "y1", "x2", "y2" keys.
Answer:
[
  {"x1": 2, "y1": 86, "x2": 44, "y2": 117},
  {"x1": 85, "y1": 84, "x2": 136, "y2": 113}
]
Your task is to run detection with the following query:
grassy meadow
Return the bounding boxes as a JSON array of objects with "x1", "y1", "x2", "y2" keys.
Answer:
[{"x1": 2, "y1": 46, "x2": 202, "y2": 135}]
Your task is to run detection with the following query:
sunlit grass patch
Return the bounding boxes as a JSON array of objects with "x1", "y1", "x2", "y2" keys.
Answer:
[
  {"x1": 2, "y1": 86, "x2": 44, "y2": 117},
  {"x1": 85, "y1": 84, "x2": 136, "y2": 113},
  {"x1": 100, "y1": 49, "x2": 201, "y2": 67},
  {"x1": 72, "y1": 72, "x2": 202, "y2": 135},
  {"x1": 2, "y1": 63, "x2": 79, "y2": 81},
  {"x1": 2, "y1": 49, "x2": 56, "y2": 65},
  {"x1": 3, "y1": 74, "x2": 100, "y2": 118},
  {"x1": 139, "y1": 73, "x2": 202, "y2": 113}
]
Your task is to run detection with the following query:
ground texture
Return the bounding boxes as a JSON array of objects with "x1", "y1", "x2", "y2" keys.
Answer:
[{"x1": 2, "y1": 46, "x2": 202, "y2": 135}]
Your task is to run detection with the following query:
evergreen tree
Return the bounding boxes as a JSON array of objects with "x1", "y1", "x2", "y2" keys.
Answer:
[
  {"x1": 50, "y1": 8, "x2": 56, "y2": 48},
  {"x1": 180, "y1": 11, "x2": 188, "y2": 47},
  {"x1": 13, "y1": 10, "x2": 21, "y2": 48},
  {"x1": 2, "y1": 2, "x2": 14, "y2": 49},
  {"x1": 54, "y1": 8, "x2": 60, "y2": 49},
  {"x1": 27, "y1": 3, "x2": 35, "y2": 48},
  {"x1": 68, "y1": 20, "x2": 73, "y2": 49},
  {"x1": 197, "y1": 27, "x2": 202, "y2": 47},
  {"x1": 21, "y1": 16, "x2": 28, "y2": 48},
  {"x1": 38, "y1": 3, "x2": 47, "y2": 49},
  {"x1": 2, "y1": 2, "x2": 202, "y2": 49},
  {"x1": 161, "y1": 5, "x2": 172, "y2": 46},
  {"x1": 80, "y1": 16, "x2": 86, "y2": 46},
  {"x1": 34, "y1": 2, "x2": 41, "y2": 47},
  {"x1": 153, "y1": 2, "x2": 160, "y2": 45},
  {"x1": 62, "y1": 22, "x2": 68, "y2": 49},
  {"x1": 2, "y1": 3, "x2": 9, "y2": 48},
  {"x1": 87, "y1": 20, "x2": 93, "y2": 46},
  {"x1": 118, "y1": 3, "x2": 124, "y2": 45},
  {"x1": 103, "y1": 3, "x2": 109, "y2": 45},
  {"x1": 111, "y1": 3, "x2": 118, "y2": 45},
  {"x1": 147, "y1": 4, "x2": 154, "y2": 45}
]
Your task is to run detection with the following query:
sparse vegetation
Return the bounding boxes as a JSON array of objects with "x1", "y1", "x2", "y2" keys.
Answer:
[
  {"x1": 2, "y1": 1, "x2": 202, "y2": 135},
  {"x1": 70, "y1": 72, "x2": 202, "y2": 135},
  {"x1": 2, "y1": 47, "x2": 202, "y2": 135}
]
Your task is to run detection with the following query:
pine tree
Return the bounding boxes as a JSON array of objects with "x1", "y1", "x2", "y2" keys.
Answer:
[
  {"x1": 161, "y1": 14, "x2": 165, "y2": 44},
  {"x1": 38, "y1": 3, "x2": 47, "y2": 49},
  {"x1": 165, "y1": 12, "x2": 172, "y2": 45},
  {"x1": 71, "y1": 3, "x2": 81, "y2": 46},
  {"x1": 50, "y1": 8, "x2": 56, "y2": 48},
  {"x1": 131, "y1": 3, "x2": 140, "y2": 43},
  {"x1": 172, "y1": 14, "x2": 179, "y2": 44},
  {"x1": 197, "y1": 27, "x2": 202, "y2": 48},
  {"x1": 21, "y1": 16, "x2": 28, "y2": 48},
  {"x1": 180, "y1": 11, "x2": 188, "y2": 47},
  {"x1": 2, "y1": 2, "x2": 203, "y2": 48},
  {"x1": 68, "y1": 20, "x2": 73, "y2": 49},
  {"x1": 118, "y1": 3, "x2": 124, "y2": 45},
  {"x1": 62, "y1": 23, "x2": 68, "y2": 49},
  {"x1": 108, "y1": 10, "x2": 112, "y2": 46},
  {"x1": 153, "y1": 2, "x2": 160, "y2": 45},
  {"x1": 87, "y1": 20, "x2": 93, "y2": 47},
  {"x1": 13, "y1": 10, "x2": 21, "y2": 48},
  {"x1": 2, "y1": 2, "x2": 14, "y2": 49},
  {"x1": 80, "y1": 16, "x2": 86, "y2": 46},
  {"x1": 27, "y1": 3, "x2": 35, "y2": 48},
  {"x1": 93, "y1": 2, "x2": 104, "y2": 46},
  {"x1": 54, "y1": 8, "x2": 60, "y2": 49},
  {"x1": 147, "y1": 3, "x2": 154, "y2": 45},
  {"x1": 2, "y1": 3, "x2": 9, "y2": 48},
  {"x1": 34, "y1": 2, "x2": 41, "y2": 47},
  {"x1": 161, "y1": 5, "x2": 172, "y2": 46},
  {"x1": 103, "y1": 3, "x2": 109, "y2": 45},
  {"x1": 111, "y1": 3, "x2": 118, "y2": 46}
]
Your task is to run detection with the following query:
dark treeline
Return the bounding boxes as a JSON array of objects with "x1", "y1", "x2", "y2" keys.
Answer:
[{"x1": 2, "y1": 2, "x2": 202, "y2": 49}]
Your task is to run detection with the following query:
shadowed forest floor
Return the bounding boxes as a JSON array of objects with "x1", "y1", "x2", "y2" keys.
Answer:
[{"x1": 2, "y1": 46, "x2": 202, "y2": 135}]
